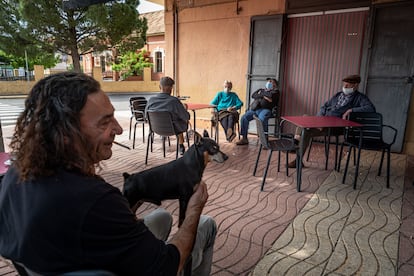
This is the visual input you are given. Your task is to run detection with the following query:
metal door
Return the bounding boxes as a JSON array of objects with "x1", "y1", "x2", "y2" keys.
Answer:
[
  {"x1": 247, "y1": 15, "x2": 283, "y2": 133},
  {"x1": 364, "y1": 2, "x2": 414, "y2": 152},
  {"x1": 281, "y1": 10, "x2": 368, "y2": 117},
  {"x1": 247, "y1": 15, "x2": 283, "y2": 100}
]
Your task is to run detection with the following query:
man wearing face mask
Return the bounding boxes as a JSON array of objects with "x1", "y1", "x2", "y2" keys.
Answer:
[
  {"x1": 288, "y1": 74, "x2": 376, "y2": 168},
  {"x1": 236, "y1": 78, "x2": 279, "y2": 145},
  {"x1": 210, "y1": 80, "x2": 244, "y2": 142}
]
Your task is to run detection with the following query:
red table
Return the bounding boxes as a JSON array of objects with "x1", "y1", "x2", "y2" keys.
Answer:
[
  {"x1": 185, "y1": 103, "x2": 216, "y2": 133},
  {"x1": 281, "y1": 116, "x2": 362, "y2": 192},
  {"x1": 0, "y1": 152, "x2": 11, "y2": 176}
]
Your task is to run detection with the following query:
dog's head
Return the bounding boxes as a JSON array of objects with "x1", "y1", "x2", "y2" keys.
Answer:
[{"x1": 193, "y1": 130, "x2": 228, "y2": 164}]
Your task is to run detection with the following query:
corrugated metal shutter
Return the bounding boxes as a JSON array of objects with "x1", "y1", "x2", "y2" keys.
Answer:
[{"x1": 281, "y1": 10, "x2": 368, "y2": 117}]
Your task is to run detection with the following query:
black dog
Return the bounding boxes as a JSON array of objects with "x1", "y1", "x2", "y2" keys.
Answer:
[{"x1": 122, "y1": 131, "x2": 228, "y2": 226}]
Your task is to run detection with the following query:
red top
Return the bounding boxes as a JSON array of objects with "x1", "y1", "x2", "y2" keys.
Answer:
[
  {"x1": 186, "y1": 103, "x2": 216, "y2": 111},
  {"x1": 281, "y1": 116, "x2": 362, "y2": 128},
  {"x1": 0, "y1": 152, "x2": 10, "y2": 175}
]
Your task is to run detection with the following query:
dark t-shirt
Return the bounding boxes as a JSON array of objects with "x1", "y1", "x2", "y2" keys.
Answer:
[{"x1": 0, "y1": 167, "x2": 179, "y2": 275}]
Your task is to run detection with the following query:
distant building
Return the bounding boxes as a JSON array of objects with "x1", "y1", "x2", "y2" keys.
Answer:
[{"x1": 81, "y1": 10, "x2": 165, "y2": 81}]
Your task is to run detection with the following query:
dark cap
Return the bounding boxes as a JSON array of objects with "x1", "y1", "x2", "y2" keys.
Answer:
[
  {"x1": 342, "y1": 74, "x2": 361, "y2": 84},
  {"x1": 266, "y1": 77, "x2": 278, "y2": 85},
  {"x1": 160, "y1": 76, "x2": 175, "y2": 86}
]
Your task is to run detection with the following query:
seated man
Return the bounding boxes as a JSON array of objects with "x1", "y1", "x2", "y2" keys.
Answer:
[
  {"x1": 146, "y1": 76, "x2": 190, "y2": 155},
  {"x1": 236, "y1": 78, "x2": 280, "y2": 145},
  {"x1": 0, "y1": 72, "x2": 217, "y2": 276},
  {"x1": 210, "y1": 80, "x2": 244, "y2": 142},
  {"x1": 288, "y1": 74, "x2": 376, "y2": 168}
]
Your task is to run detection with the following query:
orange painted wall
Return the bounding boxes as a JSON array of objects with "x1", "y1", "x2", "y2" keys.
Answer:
[{"x1": 164, "y1": 0, "x2": 285, "y2": 120}]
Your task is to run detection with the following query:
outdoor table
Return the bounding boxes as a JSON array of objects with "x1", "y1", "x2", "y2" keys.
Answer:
[
  {"x1": 185, "y1": 103, "x2": 216, "y2": 133},
  {"x1": 280, "y1": 116, "x2": 362, "y2": 192}
]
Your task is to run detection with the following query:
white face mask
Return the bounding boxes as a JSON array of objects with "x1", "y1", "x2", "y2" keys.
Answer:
[
  {"x1": 342, "y1": 87, "x2": 354, "y2": 95},
  {"x1": 223, "y1": 87, "x2": 229, "y2": 93}
]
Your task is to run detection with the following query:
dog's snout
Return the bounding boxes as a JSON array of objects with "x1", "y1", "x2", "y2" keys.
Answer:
[{"x1": 223, "y1": 153, "x2": 229, "y2": 160}]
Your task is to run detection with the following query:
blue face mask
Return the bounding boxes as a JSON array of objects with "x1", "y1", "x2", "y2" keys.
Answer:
[{"x1": 265, "y1": 82, "x2": 273, "y2": 90}]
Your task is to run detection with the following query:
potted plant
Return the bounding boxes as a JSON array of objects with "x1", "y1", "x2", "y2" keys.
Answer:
[{"x1": 112, "y1": 50, "x2": 153, "y2": 80}]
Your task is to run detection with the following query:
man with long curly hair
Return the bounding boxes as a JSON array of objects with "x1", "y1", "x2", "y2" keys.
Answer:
[{"x1": 0, "y1": 72, "x2": 216, "y2": 275}]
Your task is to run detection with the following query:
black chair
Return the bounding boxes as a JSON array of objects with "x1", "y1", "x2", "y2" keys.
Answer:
[
  {"x1": 338, "y1": 112, "x2": 397, "y2": 189},
  {"x1": 210, "y1": 107, "x2": 241, "y2": 142},
  {"x1": 145, "y1": 111, "x2": 190, "y2": 165},
  {"x1": 252, "y1": 115, "x2": 300, "y2": 191},
  {"x1": 129, "y1": 97, "x2": 147, "y2": 149}
]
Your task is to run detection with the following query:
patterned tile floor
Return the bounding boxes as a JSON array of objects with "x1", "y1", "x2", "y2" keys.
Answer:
[{"x1": 1, "y1": 114, "x2": 413, "y2": 275}]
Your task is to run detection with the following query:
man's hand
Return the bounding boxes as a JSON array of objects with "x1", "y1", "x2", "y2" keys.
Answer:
[
  {"x1": 342, "y1": 109, "x2": 352, "y2": 120},
  {"x1": 169, "y1": 181, "x2": 209, "y2": 273}
]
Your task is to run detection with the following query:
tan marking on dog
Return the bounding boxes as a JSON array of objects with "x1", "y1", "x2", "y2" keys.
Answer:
[{"x1": 203, "y1": 151, "x2": 210, "y2": 167}]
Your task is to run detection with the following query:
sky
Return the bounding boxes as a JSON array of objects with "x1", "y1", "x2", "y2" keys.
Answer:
[{"x1": 137, "y1": 0, "x2": 164, "y2": 13}]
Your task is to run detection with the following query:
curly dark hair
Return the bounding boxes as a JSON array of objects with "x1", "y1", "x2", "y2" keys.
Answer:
[{"x1": 10, "y1": 72, "x2": 101, "y2": 180}]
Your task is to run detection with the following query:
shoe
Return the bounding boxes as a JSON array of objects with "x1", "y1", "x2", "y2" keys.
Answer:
[
  {"x1": 287, "y1": 159, "x2": 305, "y2": 168},
  {"x1": 236, "y1": 138, "x2": 248, "y2": 145},
  {"x1": 179, "y1": 144, "x2": 185, "y2": 155}
]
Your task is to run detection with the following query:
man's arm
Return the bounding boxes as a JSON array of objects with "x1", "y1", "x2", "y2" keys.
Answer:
[{"x1": 168, "y1": 181, "x2": 208, "y2": 273}]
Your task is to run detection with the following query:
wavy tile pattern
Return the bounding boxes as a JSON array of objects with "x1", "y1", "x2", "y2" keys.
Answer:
[{"x1": 0, "y1": 122, "x2": 412, "y2": 276}]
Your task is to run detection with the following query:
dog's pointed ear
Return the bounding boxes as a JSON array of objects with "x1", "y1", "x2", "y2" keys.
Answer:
[
  {"x1": 194, "y1": 131, "x2": 203, "y2": 145},
  {"x1": 202, "y1": 129, "x2": 210, "y2": 138},
  {"x1": 122, "y1": 172, "x2": 130, "y2": 180}
]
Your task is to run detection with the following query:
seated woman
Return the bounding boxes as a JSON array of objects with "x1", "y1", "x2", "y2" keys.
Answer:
[{"x1": 210, "y1": 80, "x2": 243, "y2": 142}]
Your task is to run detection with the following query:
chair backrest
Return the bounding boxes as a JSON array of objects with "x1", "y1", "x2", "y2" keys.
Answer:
[
  {"x1": 146, "y1": 111, "x2": 177, "y2": 137},
  {"x1": 253, "y1": 115, "x2": 270, "y2": 148},
  {"x1": 348, "y1": 112, "x2": 383, "y2": 142},
  {"x1": 131, "y1": 98, "x2": 147, "y2": 121}
]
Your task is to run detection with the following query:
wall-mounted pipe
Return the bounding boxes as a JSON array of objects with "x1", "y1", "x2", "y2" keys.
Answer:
[{"x1": 173, "y1": 1, "x2": 179, "y2": 96}]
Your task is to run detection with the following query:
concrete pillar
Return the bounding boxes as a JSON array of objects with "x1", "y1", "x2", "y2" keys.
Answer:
[{"x1": 34, "y1": 65, "x2": 44, "y2": 81}]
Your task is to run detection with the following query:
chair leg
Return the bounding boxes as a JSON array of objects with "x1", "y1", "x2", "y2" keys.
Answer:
[
  {"x1": 353, "y1": 146, "x2": 362, "y2": 189},
  {"x1": 129, "y1": 117, "x2": 133, "y2": 140},
  {"x1": 145, "y1": 132, "x2": 152, "y2": 165},
  {"x1": 142, "y1": 123, "x2": 145, "y2": 143},
  {"x1": 260, "y1": 151, "x2": 273, "y2": 191},
  {"x1": 342, "y1": 145, "x2": 352, "y2": 184},
  {"x1": 386, "y1": 148, "x2": 391, "y2": 188},
  {"x1": 277, "y1": 150, "x2": 281, "y2": 173},
  {"x1": 378, "y1": 148, "x2": 386, "y2": 176},
  {"x1": 253, "y1": 145, "x2": 263, "y2": 176},
  {"x1": 186, "y1": 131, "x2": 190, "y2": 147},
  {"x1": 285, "y1": 151, "x2": 289, "y2": 176},
  {"x1": 334, "y1": 135, "x2": 339, "y2": 171},
  {"x1": 133, "y1": 122, "x2": 137, "y2": 149},
  {"x1": 162, "y1": 137, "x2": 166, "y2": 158},
  {"x1": 337, "y1": 142, "x2": 345, "y2": 172}
]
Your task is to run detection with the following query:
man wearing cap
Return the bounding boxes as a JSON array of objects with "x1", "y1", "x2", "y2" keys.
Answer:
[
  {"x1": 146, "y1": 76, "x2": 190, "y2": 155},
  {"x1": 288, "y1": 74, "x2": 376, "y2": 168},
  {"x1": 236, "y1": 78, "x2": 280, "y2": 145}
]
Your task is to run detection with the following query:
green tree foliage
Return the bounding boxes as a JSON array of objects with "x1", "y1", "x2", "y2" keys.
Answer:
[
  {"x1": 0, "y1": 0, "x2": 147, "y2": 72},
  {"x1": 112, "y1": 50, "x2": 152, "y2": 80}
]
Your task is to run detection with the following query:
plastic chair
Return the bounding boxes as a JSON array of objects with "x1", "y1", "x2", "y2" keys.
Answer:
[
  {"x1": 210, "y1": 107, "x2": 240, "y2": 142},
  {"x1": 338, "y1": 112, "x2": 397, "y2": 189},
  {"x1": 252, "y1": 115, "x2": 300, "y2": 191},
  {"x1": 145, "y1": 111, "x2": 190, "y2": 165},
  {"x1": 128, "y1": 97, "x2": 147, "y2": 148}
]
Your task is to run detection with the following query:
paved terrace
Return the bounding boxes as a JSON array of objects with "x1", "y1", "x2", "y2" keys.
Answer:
[{"x1": 1, "y1": 111, "x2": 413, "y2": 275}]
